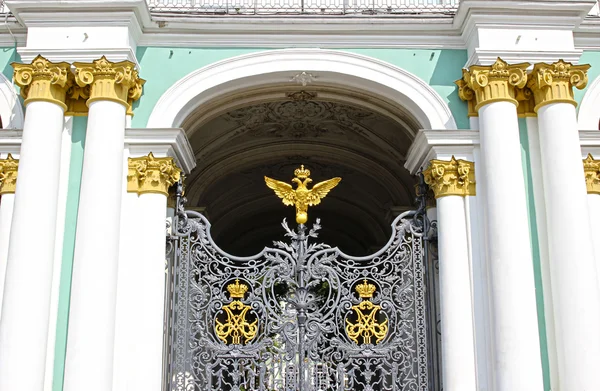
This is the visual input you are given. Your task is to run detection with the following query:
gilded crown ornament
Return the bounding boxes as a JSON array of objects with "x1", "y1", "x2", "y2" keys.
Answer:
[
  {"x1": 265, "y1": 165, "x2": 341, "y2": 224},
  {"x1": 227, "y1": 279, "x2": 249, "y2": 298},
  {"x1": 356, "y1": 280, "x2": 377, "y2": 299},
  {"x1": 0, "y1": 154, "x2": 19, "y2": 195}
]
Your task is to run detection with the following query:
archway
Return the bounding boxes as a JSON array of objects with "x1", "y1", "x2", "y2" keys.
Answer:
[{"x1": 149, "y1": 49, "x2": 455, "y2": 255}]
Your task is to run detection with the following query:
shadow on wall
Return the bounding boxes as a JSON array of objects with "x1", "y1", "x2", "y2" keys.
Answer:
[{"x1": 430, "y1": 49, "x2": 469, "y2": 129}]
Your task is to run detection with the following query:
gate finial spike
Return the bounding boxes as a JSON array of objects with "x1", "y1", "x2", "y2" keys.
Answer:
[{"x1": 264, "y1": 165, "x2": 341, "y2": 224}]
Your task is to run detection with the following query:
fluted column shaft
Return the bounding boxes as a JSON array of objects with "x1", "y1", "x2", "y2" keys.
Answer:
[
  {"x1": 64, "y1": 57, "x2": 144, "y2": 391},
  {"x1": 460, "y1": 58, "x2": 544, "y2": 391},
  {"x1": 0, "y1": 56, "x2": 70, "y2": 391},
  {"x1": 424, "y1": 157, "x2": 477, "y2": 391},
  {"x1": 528, "y1": 60, "x2": 600, "y2": 391}
]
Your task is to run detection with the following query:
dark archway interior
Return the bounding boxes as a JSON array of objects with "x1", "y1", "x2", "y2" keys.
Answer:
[{"x1": 182, "y1": 90, "x2": 421, "y2": 256}]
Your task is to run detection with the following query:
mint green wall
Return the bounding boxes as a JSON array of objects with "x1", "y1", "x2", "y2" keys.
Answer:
[
  {"x1": 52, "y1": 116, "x2": 87, "y2": 391},
  {"x1": 519, "y1": 118, "x2": 551, "y2": 391},
  {"x1": 576, "y1": 50, "x2": 600, "y2": 110},
  {"x1": 0, "y1": 46, "x2": 19, "y2": 80},
  {"x1": 132, "y1": 47, "x2": 469, "y2": 129}
]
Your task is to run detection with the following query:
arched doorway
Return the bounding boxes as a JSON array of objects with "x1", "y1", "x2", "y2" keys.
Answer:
[{"x1": 155, "y1": 49, "x2": 452, "y2": 390}]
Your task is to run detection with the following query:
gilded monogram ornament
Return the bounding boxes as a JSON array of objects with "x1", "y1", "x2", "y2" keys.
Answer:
[
  {"x1": 345, "y1": 280, "x2": 389, "y2": 345},
  {"x1": 528, "y1": 60, "x2": 590, "y2": 111},
  {"x1": 265, "y1": 165, "x2": 341, "y2": 224},
  {"x1": 0, "y1": 154, "x2": 18, "y2": 195},
  {"x1": 423, "y1": 156, "x2": 476, "y2": 198},
  {"x1": 12, "y1": 55, "x2": 71, "y2": 109},
  {"x1": 127, "y1": 153, "x2": 181, "y2": 196},
  {"x1": 214, "y1": 279, "x2": 258, "y2": 345},
  {"x1": 583, "y1": 154, "x2": 600, "y2": 195}
]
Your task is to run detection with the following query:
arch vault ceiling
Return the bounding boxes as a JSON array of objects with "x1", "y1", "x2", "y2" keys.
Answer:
[{"x1": 182, "y1": 90, "x2": 420, "y2": 256}]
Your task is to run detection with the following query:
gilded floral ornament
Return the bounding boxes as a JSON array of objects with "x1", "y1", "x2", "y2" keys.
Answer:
[
  {"x1": 423, "y1": 156, "x2": 476, "y2": 198},
  {"x1": 463, "y1": 57, "x2": 530, "y2": 111},
  {"x1": 128, "y1": 153, "x2": 181, "y2": 196},
  {"x1": 73, "y1": 56, "x2": 145, "y2": 111},
  {"x1": 12, "y1": 55, "x2": 71, "y2": 110},
  {"x1": 515, "y1": 86, "x2": 536, "y2": 118},
  {"x1": 583, "y1": 154, "x2": 600, "y2": 195},
  {"x1": 0, "y1": 154, "x2": 19, "y2": 195},
  {"x1": 455, "y1": 76, "x2": 477, "y2": 117},
  {"x1": 528, "y1": 60, "x2": 590, "y2": 112}
]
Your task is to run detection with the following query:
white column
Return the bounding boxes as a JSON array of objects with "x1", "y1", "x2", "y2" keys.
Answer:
[
  {"x1": 438, "y1": 196, "x2": 477, "y2": 391},
  {"x1": 464, "y1": 59, "x2": 544, "y2": 391},
  {"x1": 113, "y1": 152, "x2": 180, "y2": 391},
  {"x1": 0, "y1": 56, "x2": 70, "y2": 391},
  {"x1": 424, "y1": 158, "x2": 477, "y2": 391},
  {"x1": 63, "y1": 100, "x2": 126, "y2": 391},
  {"x1": 64, "y1": 57, "x2": 143, "y2": 391},
  {"x1": 0, "y1": 186, "x2": 15, "y2": 309},
  {"x1": 535, "y1": 100, "x2": 600, "y2": 390},
  {"x1": 589, "y1": 192, "x2": 600, "y2": 288}
]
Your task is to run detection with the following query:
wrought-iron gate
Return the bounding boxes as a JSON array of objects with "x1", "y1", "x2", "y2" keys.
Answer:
[{"x1": 164, "y1": 176, "x2": 437, "y2": 391}]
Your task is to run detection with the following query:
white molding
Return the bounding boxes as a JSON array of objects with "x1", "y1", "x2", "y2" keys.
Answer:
[
  {"x1": 124, "y1": 127, "x2": 196, "y2": 174},
  {"x1": 466, "y1": 49, "x2": 584, "y2": 67},
  {"x1": 0, "y1": 73, "x2": 24, "y2": 130},
  {"x1": 580, "y1": 129, "x2": 600, "y2": 158},
  {"x1": 147, "y1": 48, "x2": 457, "y2": 132},
  {"x1": 578, "y1": 74, "x2": 600, "y2": 131},
  {"x1": 404, "y1": 129, "x2": 480, "y2": 174},
  {"x1": 0, "y1": 129, "x2": 22, "y2": 156},
  {"x1": 18, "y1": 48, "x2": 139, "y2": 68}
]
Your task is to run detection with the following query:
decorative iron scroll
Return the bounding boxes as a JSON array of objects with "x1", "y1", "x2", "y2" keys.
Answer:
[{"x1": 165, "y1": 179, "x2": 432, "y2": 391}]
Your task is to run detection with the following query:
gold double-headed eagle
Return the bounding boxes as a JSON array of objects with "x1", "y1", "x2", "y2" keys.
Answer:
[{"x1": 265, "y1": 165, "x2": 341, "y2": 224}]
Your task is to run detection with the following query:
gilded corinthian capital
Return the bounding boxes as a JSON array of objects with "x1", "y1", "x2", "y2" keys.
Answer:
[
  {"x1": 73, "y1": 56, "x2": 145, "y2": 112},
  {"x1": 461, "y1": 58, "x2": 530, "y2": 112},
  {"x1": 128, "y1": 153, "x2": 181, "y2": 196},
  {"x1": 583, "y1": 154, "x2": 600, "y2": 195},
  {"x1": 12, "y1": 55, "x2": 71, "y2": 110},
  {"x1": 423, "y1": 156, "x2": 476, "y2": 198},
  {"x1": 528, "y1": 60, "x2": 590, "y2": 112},
  {"x1": 0, "y1": 154, "x2": 19, "y2": 195}
]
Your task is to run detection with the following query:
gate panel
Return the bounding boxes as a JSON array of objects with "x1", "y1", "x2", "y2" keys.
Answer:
[{"x1": 166, "y1": 208, "x2": 431, "y2": 391}]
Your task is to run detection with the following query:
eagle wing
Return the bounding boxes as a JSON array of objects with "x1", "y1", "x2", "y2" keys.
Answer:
[
  {"x1": 307, "y1": 177, "x2": 341, "y2": 206},
  {"x1": 264, "y1": 176, "x2": 296, "y2": 206}
]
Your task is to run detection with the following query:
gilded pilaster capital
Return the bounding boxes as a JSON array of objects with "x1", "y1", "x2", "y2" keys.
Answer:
[
  {"x1": 128, "y1": 153, "x2": 181, "y2": 196},
  {"x1": 423, "y1": 156, "x2": 476, "y2": 198},
  {"x1": 0, "y1": 154, "x2": 19, "y2": 195},
  {"x1": 583, "y1": 154, "x2": 600, "y2": 195},
  {"x1": 528, "y1": 60, "x2": 590, "y2": 112},
  {"x1": 12, "y1": 55, "x2": 71, "y2": 110},
  {"x1": 455, "y1": 76, "x2": 478, "y2": 117},
  {"x1": 463, "y1": 58, "x2": 530, "y2": 112},
  {"x1": 516, "y1": 86, "x2": 536, "y2": 118},
  {"x1": 73, "y1": 56, "x2": 145, "y2": 111}
]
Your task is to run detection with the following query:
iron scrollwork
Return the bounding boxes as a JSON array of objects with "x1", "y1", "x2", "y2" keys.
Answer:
[{"x1": 165, "y1": 174, "x2": 433, "y2": 391}]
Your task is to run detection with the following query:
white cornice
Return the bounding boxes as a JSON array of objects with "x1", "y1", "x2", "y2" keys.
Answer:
[
  {"x1": 580, "y1": 130, "x2": 600, "y2": 158},
  {"x1": 465, "y1": 49, "x2": 584, "y2": 67},
  {"x1": 0, "y1": 129, "x2": 23, "y2": 156},
  {"x1": 124, "y1": 128, "x2": 196, "y2": 174},
  {"x1": 405, "y1": 129, "x2": 480, "y2": 174},
  {"x1": 17, "y1": 48, "x2": 140, "y2": 68}
]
